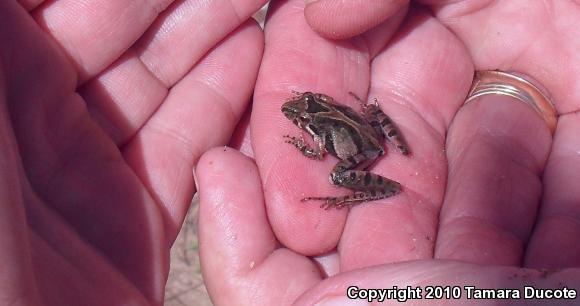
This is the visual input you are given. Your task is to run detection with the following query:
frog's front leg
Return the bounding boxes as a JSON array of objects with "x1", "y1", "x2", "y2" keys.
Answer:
[{"x1": 283, "y1": 134, "x2": 325, "y2": 160}]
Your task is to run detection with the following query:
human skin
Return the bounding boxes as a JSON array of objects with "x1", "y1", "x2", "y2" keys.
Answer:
[
  {"x1": 0, "y1": 0, "x2": 266, "y2": 305},
  {"x1": 198, "y1": 0, "x2": 580, "y2": 305}
]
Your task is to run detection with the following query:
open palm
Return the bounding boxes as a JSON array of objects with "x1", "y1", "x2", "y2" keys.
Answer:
[
  {"x1": 199, "y1": 1, "x2": 580, "y2": 305},
  {"x1": 0, "y1": 1, "x2": 265, "y2": 305}
]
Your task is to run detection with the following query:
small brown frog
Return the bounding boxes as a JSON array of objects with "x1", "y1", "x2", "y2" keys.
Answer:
[{"x1": 281, "y1": 91, "x2": 410, "y2": 209}]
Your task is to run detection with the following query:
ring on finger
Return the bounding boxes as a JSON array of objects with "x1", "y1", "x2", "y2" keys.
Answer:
[{"x1": 465, "y1": 70, "x2": 558, "y2": 134}]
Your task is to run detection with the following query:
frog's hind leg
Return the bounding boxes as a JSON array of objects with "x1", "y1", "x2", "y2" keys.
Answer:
[
  {"x1": 331, "y1": 150, "x2": 382, "y2": 174},
  {"x1": 332, "y1": 170, "x2": 400, "y2": 190},
  {"x1": 303, "y1": 170, "x2": 401, "y2": 209},
  {"x1": 302, "y1": 186, "x2": 401, "y2": 210}
]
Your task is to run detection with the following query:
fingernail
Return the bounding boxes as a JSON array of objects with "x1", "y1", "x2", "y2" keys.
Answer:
[{"x1": 315, "y1": 296, "x2": 371, "y2": 306}]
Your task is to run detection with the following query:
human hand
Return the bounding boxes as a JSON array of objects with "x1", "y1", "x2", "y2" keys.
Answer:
[
  {"x1": 198, "y1": 0, "x2": 580, "y2": 304},
  {"x1": 0, "y1": 0, "x2": 264, "y2": 305}
]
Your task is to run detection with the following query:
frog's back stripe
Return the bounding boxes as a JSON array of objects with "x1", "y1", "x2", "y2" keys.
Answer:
[
  {"x1": 313, "y1": 108, "x2": 383, "y2": 154},
  {"x1": 330, "y1": 103, "x2": 371, "y2": 128},
  {"x1": 305, "y1": 99, "x2": 331, "y2": 113}
]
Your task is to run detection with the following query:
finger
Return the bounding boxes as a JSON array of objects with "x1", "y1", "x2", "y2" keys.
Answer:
[
  {"x1": 429, "y1": 0, "x2": 580, "y2": 270},
  {"x1": 525, "y1": 114, "x2": 580, "y2": 268},
  {"x1": 18, "y1": 0, "x2": 43, "y2": 11},
  {"x1": 3, "y1": 5, "x2": 149, "y2": 302},
  {"x1": 339, "y1": 8, "x2": 473, "y2": 271},
  {"x1": 294, "y1": 260, "x2": 580, "y2": 305},
  {"x1": 80, "y1": 0, "x2": 267, "y2": 145},
  {"x1": 429, "y1": 0, "x2": 580, "y2": 113},
  {"x1": 436, "y1": 95, "x2": 552, "y2": 265},
  {"x1": 424, "y1": 0, "x2": 580, "y2": 268},
  {"x1": 26, "y1": 195, "x2": 153, "y2": 305},
  {"x1": 197, "y1": 147, "x2": 321, "y2": 305},
  {"x1": 122, "y1": 21, "x2": 263, "y2": 241},
  {"x1": 0, "y1": 90, "x2": 39, "y2": 304},
  {"x1": 34, "y1": 0, "x2": 266, "y2": 83},
  {"x1": 133, "y1": 0, "x2": 267, "y2": 86},
  {"x1": 304, "y1": 0, "x2": 409, "y2": 39},
  {"x1": 32, "y1": 0, "x2": 175, "y2": 82},
  {"x1": 3, "y1": 2, "x2": 166, "y2": 299},
  {"x1": 229, "y1": 107, "x2": 254, "y2": 158},
  {"x1": 79, "y1": 50, "x2": 168, "y2": 145}
]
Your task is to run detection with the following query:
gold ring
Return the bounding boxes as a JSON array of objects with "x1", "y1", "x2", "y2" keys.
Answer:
[{"x1": 465, "y1": 70, "x2": 557, "y2": 133}]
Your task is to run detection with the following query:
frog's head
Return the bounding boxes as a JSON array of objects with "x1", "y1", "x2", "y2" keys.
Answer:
[{"x1": 281, "y1": 92, "x2": 315, "y2": 128}]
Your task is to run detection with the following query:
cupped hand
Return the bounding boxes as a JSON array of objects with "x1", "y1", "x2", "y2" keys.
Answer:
[
  {"x1": 198, "y1": 0, "x2": 580, "y2": 305},
  {"x1": 0, "y1": 0, "x2": 265, "y2": 305}
]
